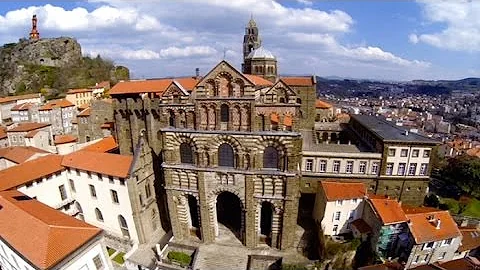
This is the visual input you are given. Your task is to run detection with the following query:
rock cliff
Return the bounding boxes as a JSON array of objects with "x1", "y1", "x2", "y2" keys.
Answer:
[{"x1": 0, "y1": 37, "x2": 129, "y2": 96}]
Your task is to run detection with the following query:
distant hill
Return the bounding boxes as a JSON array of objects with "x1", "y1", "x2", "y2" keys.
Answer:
[{"x1": 0, "y1": 37, "x2": 129, "y2": 97}]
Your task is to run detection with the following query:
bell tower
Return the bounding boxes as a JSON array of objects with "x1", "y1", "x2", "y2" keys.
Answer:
[
  {"x1": 242, "y1": 16, "x2": 261, "y2": 73},
  {"x1": 29, "y1": 15, "x2": 40, "y2": 40}
]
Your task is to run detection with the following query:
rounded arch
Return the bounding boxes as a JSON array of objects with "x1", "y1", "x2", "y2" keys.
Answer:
[
  {"x1": 75, "y1": 202, "x2": 84, "y2": 220},
  {"x1": 180, "y1": 142, "x2": 194, "y2": 164},
  {"x1": 263, "y1": 146, "x2": 279, "y2": 169},
  {"x1": 218, "y1": 143, "x2": 234, "y2": 167},
  {"x1": 118, "y1": 215, "x2": 130, "y2": 237},
  {"x1": 215, "y1": 191, "x2": 244, "y2": 242},
  {"x1": 220, "y1": 103, "x2": 229, "y2": 122},
  {"x1": 260, "y1": 138, "x2": 288, "y2": 171}
]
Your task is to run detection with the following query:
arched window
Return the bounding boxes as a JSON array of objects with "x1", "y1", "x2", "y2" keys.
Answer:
[
  {"x1": 180, "y1": 143, "x2": 194, "y2": 164},
  {"x1": 95, "y1": 208, "x2": 104, "y2": 222},
  {"x1": 118, "y1": 215, "x2": 130, "y2": 237},
  {"x1": 279, "y1": 97, "x2": 285, "y2": 104},
  {"x1": 297, "y1": 98, "x2": 302, "y2": 104},
  {"x1": 263, "y1": 146, "x2": 279, "y2": 169},
  {"x1": 76, "y1": 202, "x2": 84, "y2": 220},
  {"x1": 168, "y1": 110, "x2": 175, "y2": 127},
  {"x1": 221, "y1": 104, "x2": 229, "y2": 122},
  {"x1": 151, "y1": 209, "x2": 158, "y2": 231},
  {"x1": 218, "y1": 143, "x2": 234, "y2": 167}
]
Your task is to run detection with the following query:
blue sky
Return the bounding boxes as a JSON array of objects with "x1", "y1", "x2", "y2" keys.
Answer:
[{"x1": 0, "y1": 0, "x2": 478, "y2": 81}]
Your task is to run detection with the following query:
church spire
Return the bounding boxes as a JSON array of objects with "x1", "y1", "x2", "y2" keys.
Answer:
[
  {"x1": 29, "y1": 14, "x2": 40, "y2": 40},
  {"x1": 242, "y1": 16, "x2": 261, "y2": 73}
]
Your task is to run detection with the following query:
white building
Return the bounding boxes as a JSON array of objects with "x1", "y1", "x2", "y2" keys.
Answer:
[
  {"x1": 0, "y1": 190, "x2": 113, "y2": 270},
  {"x1": 0, "y1": 93, "x2": 42, "y2": 122},
  {"x1": 39, "y1": 99, "x2": 76, "y2": 135},
  {"x1": 313, "y1": 181, "x2": 366, "y2": 235},
  {"x1": 6, "y1": 122, "x2": 52, "y2": 149}
]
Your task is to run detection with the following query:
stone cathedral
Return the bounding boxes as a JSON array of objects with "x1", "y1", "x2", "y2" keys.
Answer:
[{"x1": 111, "y1": 17, "x2": 316, "y2": 250}]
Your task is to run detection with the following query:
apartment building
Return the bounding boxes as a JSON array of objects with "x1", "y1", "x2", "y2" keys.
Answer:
[
  {"x1": 313, "y1": 181, "x2": 366, "y2": 235},
  {"x1": 0, "y1": 190, "x2": 113, "y2": 270},
  {"x1": 10, "y1": 102, "x2": 39, "y2": 123},
  {"x1": 6, "y1": 122, "x2": 52, "y2": 149},
  {"x1": 39, "y1": 99, "x2": 76, "y2": 134},
  {"x1": 66, "y1": 88, "x2": 94, "y2": 107},
  {"x1": 0, "y1": 93, "x2": 42, "y2": 122}
]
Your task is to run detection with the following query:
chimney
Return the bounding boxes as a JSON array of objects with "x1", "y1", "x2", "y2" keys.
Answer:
[
  {"x1": 404, "y1": 130, "x2": 409, "y2": 136},
  {"x1": 436, "y1": 219, "x2": 441, "y2": 229},
  {"x1": 195, "y1": 68, "x2": 200, "y2": 79}
]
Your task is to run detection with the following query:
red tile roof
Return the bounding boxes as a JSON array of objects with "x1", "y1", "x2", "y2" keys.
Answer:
[
  {"x1": 369, "y1": 198, "x2": 408, "y2": 225},
  {"x1": 11, "y1": 102, "x2": 34, "y2": 111},
  {"x1": 25, "y1": 130, "x2": 40, "y2": 138},
  {"x1": 62, "y1": 151, "x2": 132, "y2": 178},
  {"x1": 0, "y1": 146, "x2": 48, "y2": 164},
  {"x1": 100, "y1": 122, "x2": 114, "y2": 129},
  {"x1": 110, "y1": 77, "x2": 198, "y2": 95},
  {"x1": 8, "y1": 122, "x2": 50, "y2": 132},
  {"x1": 81, "y1": 136, "x2": 118, "y2": 153},
  {"x1": 91, "y1": 81, "x2": 111, "y2": 89},
  {"x1": 77, "y1": 107, "x2": 91, "y2": 117},
  {"x1": 39, "y1": 99, "x2": 74, "y2": 111},
  {"x1": 54, "y1": 135, "x2": 77, "y2": 145},
  {"x1": 66, "y1": 88, "x2": 92, "y2": 94},
  {"x1": 316, "y1": 99, "x2": 332, "y2": 109},
  {"x1": 244, "y1": 74, "x2": 274, "y2": 86},
  {"x1": 403, "y1": 206, "x2": 461, "y2": 244},
  {"x1": 0, "y1": 93, "x2": 41, "y2": 104},
  {"x1": 321, "y1": 181, "x2": 366, "y2": 201},
  {"x1": 0, "y1": 190, "x2": 102, "y2": 269},
  {"x1": 437, "y1": 257, "x2": 480, "y2": 270},
  {"x1": 0, "y1": 127, "x2": 6, "y2": 139},
  {"x1": 458, "y1": 227, "x2": 480, "y2": 252},
  {"x1": 0, "y1": 155, "x2": 64, "y2": 191},
  {"x1": 281, "y1": 76, "x2": 314, "y2": 86}
]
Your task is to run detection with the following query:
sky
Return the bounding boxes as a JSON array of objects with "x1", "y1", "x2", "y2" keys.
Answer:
[{"x1": 0, "y1": 0, "x2": 478, "y2": 81}]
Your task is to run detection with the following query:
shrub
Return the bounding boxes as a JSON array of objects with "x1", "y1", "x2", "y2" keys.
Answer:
[
  {"x1": 112, "y1": 252, "x2": 125, "y2": 264},
  {"x1": 439, "y1": 198, "x2": 460, "y2": 214},
  {"x1": 167, "y1": 251, "x2": 192, "y2": 267}
]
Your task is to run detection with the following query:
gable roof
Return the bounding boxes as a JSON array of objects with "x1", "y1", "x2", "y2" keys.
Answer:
[
  {"x1": 0, "y1": 155, "x2": 64, "y2": 191},
  {"x1": 0, "y1": 190, "x2": 102, "y2": 269},
  {"x1": 8, "y1": 122, "x2": 50, "y2": 132},
  {"x1": 264, "y1": 79, "x2": 296, "y2": 96},
  {"x1": 0, "y1": 93, "x2": 41, "y2": 104},
  {"x1": 244, "y1": 74, "x2": 274, "y2": 87},
  {"x1": 109, "y1": 77, "x2": 198, "y2": 95},
  {"x1": 81, "y1": 136, "x2": 118, "y2": 153},
  {"x1": 195, "y1": 60, "x2": 255, "y2": 88},
  {"x1": 11, "y1": 102, "x2": 34, "y2": 111},
  {"x1": 54, "y1": 135, "x2": 77, "y2": 145},
  {"x1": 281, "y1": 76, "x2": 314, "y2": 86},
  {"x1": 368, "y1": 197, "x2": 408, "y2": 225},
  {"x1": 321, "y1": 181, "x2": 366, "y2": 201},
  {"x1": 458, "y1": 227, "x2": 480, "y2": 252},
  {"x1": 39, "y1": 99, "x2": 74, "y2": 111},
  {"x1": 316, "y1": 99, "x2": 332, "y2": 109},
  {"x1": 403, "y1": 206, "x2": 461, "y2": 244},
  {"x1": 161, "y1": 80, "x2": 190, "y2": 97},
  {"x1": 62, "y1": 151, "x2": 132, "y2": 178},
  {"x1": 0, "y1": 146, "x2": 48, "y2": 164},
  {"x1": 66, "y1": 88, "x2": 93, "y2": 94}
]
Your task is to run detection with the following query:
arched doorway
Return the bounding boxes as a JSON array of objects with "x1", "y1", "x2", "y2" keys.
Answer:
[
  {"x1": 260, "y1": 201, "x2": 273, "y2": 246},
  {"x1": 187, "y1": 195, "x2": 201, "y2": 239},
  {"x1": 216, "y1": 192, "x2": 242, "y2": 243}
]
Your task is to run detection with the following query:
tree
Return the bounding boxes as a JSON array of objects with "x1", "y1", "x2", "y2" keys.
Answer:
[{"x1": 442, "y1": 155, "x2": 480, "y2": 196}]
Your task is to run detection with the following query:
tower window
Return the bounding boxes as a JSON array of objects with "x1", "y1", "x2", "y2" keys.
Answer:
[{"x1": 221, "y1": 104, "x2": 229, "y2": 122}]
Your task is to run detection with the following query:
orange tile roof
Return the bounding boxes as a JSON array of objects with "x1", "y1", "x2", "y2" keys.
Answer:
[
  {"x1": 0, "y1": 127, "x2": 6, "y2": 139},
  {"x1": 281, "y1": 76, "x2": 314, "y2": 86},
  {"x1": 11, "y1": 102, "x2": 34, "y2": 111},
  {"x1": 0, "y1": 146, "x2": 48, "y2": 164},
  {"x1": 54, "y1": 135, "x2": 77, "y2": 145},
  {"x1": 39, "y1": 99, "x2": 74, "y2": 111},
  {"x1": 100, "y1": 122, "x2": 114, "y2": 129},
  {"x1": 0, "y1": 155, "x2": 64, "y2": 191},
  {"x1": 77, "y1": 103, "x2": 89, "y2": 110},
  {"x1": 458, "y1": 227, "x2": 480, "y2": 252},
  {"x1": 244, "y1": 74, "x2": 274, "y2": 86},
  {"x1": 403, "y1": 206, "x2": 461, "y2": 244},
  {"x1": 316, "y1": 99, "x2": 332, "y2": 109},
  {"x1": 0, "y1": 93, "x2": 41, "y2": 104},
  {"x1": 62, "y1": 151, "x2": 132, "y2": 178},
  {"x1": 78, "y1": 107, "x2": 91, "y2": 117},
  {"x1": 321, "y1": 181, "x2": 366, "y2": 201},
  {"x1": 369, "y1": 198, "x2": 408, "y2": 225},
  {"x1": 81, "y1": 136, "x2": 118, "y2": 153},
  {"x1": 66, "y1": 88, "x2": 92, "y2": 94},
  {"x1": 438, "y1": 258, "x2": 480, "y2": 270},
  {"x1": 110, "y1": 77, "x2": 198, "y2": 95},
  {"x1": 0, "y1": 190, "x2": 102, "y2": 269},
  {"x1": 8, "y1": 122, "x2": 50, "y2": 132},
  {"x1": 91, "y1": 81, "x2": 111, "y2": 89},
  {"x1": 25, "y1": 130, "x2": 40, "y2": 138}
]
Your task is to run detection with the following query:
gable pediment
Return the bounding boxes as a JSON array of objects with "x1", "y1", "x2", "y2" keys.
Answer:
[
  {"x1": 195, "y1": 60, "x2": 255, "y2": 89},
  {"x1": 162, "y1": 81, "x2": 189, "y2": 97},
  {"x1": 265, "y1": 80, "x2": 296, "y2": 96}
]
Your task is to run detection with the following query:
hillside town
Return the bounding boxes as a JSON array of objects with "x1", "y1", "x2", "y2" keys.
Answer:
[{"x1": 0, "y1": 9, "x2": 479, "y2": 270}]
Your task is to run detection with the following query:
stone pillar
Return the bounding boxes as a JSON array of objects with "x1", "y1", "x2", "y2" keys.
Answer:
[
  {"x1": 271, "y1": 208, "x2": 282, "y2": 249},
  {"x1": 281, "y1": 176, "x2": 300, "y2": 250},
  {"x1": 166, "y1": 189, "x2": 184, "y2": 240},
  {"x1": 245, "y1": 175, "x2": 256, "y2": 248},
  {"x1": 197, "y1": 171, "x2": 214, "y2": 243}
]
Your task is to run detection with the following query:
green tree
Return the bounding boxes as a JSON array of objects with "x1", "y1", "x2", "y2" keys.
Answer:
[{"x1": 442, "y1": 155, "x2": 480, "y2": 196}]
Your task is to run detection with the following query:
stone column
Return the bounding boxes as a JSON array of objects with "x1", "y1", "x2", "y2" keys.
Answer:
[
  {"x1": 245, "y1": 175, "x2": 256, "y2": 248},
  {"x1": 271, "y1": 207, "x2": 283, "y2": 249},
  {"x1": 197, "y1": 171, "x2": 214, "y2": 243}
]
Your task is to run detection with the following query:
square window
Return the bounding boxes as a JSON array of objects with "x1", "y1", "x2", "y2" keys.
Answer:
[
  {"x1": 319, "y1": 160, "x2": 327, "y2": 173},
  {"x1": 420, "y1": 163, "x2": 428, "y2": 176},
  {"x1": 400, "y1": 149, "x2": 408, "y2": 157},
  {"x1": 89, "y1": 184, "x2": 97, "y2": 198},
  {"x1": 424, "y1": 150, "x2": 431, "y2": 158},
  {"x1": 336, "y1": 200, "x2": 343, "y2": 206},
  {"x1": 306, "y1": 159, "x2": 313, "y2": 172},
  {"x1": 386, "y1": 163, "x2": 394, "y2": 175},
  {"x1": 388, "y1": 148, "x2": 396, "y2": 156},
  {"x1": 97, "y1": 173, "x2": 102, "y2": 180},
  {"x1": 412, "y1": 149, "x2": 419, "y2": 157},
  {"x1": 371, "y1": 162, "x2": 379, "y2": 174},
  {"x1": 111, "y1": 190, "x2": 119, "y2": 204},
  {"x1": 346, "y1": 161, "x2": 353, "y2": 173},
  {"x1": 398, "y1": 163, "x2": 406, "y2": 176},
  {"x1": 409, "y1": 163, "x2": 417, "y2": 175},
  {"x1": 359, "y1": 161, "x2": 367, "y2": 174},
  {"x1": 333, "y1": 160, "x2": 340, "y2": 173},
  {"x1": 334, "y1": 211, "x2": 341, "y2": 221}
]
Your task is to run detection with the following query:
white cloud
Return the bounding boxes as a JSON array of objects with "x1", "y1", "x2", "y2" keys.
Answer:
[
  {"x1": 412, "y1": 0, "x2": 480, "y2": 51},
  {"x1": 409, "y1": 34, "x2": 419, "y2": 44},
  {"x1": 296, "y1": 0, "x2": 313, "y2": 6},
  {"x1": 159, "y1": 46, "x2": 217, "y2": 59}
]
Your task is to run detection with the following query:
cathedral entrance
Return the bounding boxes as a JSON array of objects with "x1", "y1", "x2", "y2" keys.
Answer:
[
  {"x1": 187, "y1": 195, "x2": 201, "y2": 239},
  {"x1": 216, "y1": 191, "x2": 242, "y2": 243},
  {"x1": 260, "y1": 201, "x2": 273, "y2": 246}
]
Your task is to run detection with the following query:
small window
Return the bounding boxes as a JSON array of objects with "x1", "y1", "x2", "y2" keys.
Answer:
[
  {"x1": 305, "y1": 159, "x2": 313, "y2": 172},
  {"x1": 443, "y1": 238, "x2": 453, "y2": 246},
  {"x1": 139, "y1": 194, "x2": 144, "y2": 206},
  {"x1": 59, "y1": 185, "x2": 67, "y2": 201},
  {"x1": 119, "y1": 179, "x2": 125, "y2": 186},
  {"x1": 90, "y1": 184, "x2": 97, "y2": 198},
  {"x1": 333, "y1": 224, "x2": 338, "y2": 234},
  {"x1": 336, "y1": 200, "x2": 343, "y2": 206},
  {"x1": 386, "y1": 163, "x2": 394, "y2": 175},
  {"x1": 109, "y1": 176, "x2": 114, "y2": 183},
  {"x1": 352, "y1": 198, "x2": 358, "y2": 204},
  {"x1": 371, "y1": 162, "x2": 379, "y2": 174},
  {"x1": 95, "y1": 208, "x2": 104, "y2": 222},
  {"x1": 111, "y1": 190, "x2": 119, "y2": 204},
  {"x1": 93, "y1": 254, "x2": 104, "y2": 270},
  {"x1": 333, "y1": 160, "x2": 340, "y2": 173},
  {"x1": 398, "y1": 163, "x2": 406, "y2": 176},
  {"x1": 409, "y1": 163, "x2": 417, "y2": 175},
  {"x1": 412, "y1": 149, "x2": 419, "y2": 157},
  {"x1": 346, "y1": 161, "x2": 353, "y2": 173},
  {"x1": 97, "y1": 173, "x2": 102, "y2": 181},
  {"x1": 400, "y1": 149, "x2": 408, "y2": 157},
  {"x1": 420, "y1": 163, "x2": 428, "y2": 176},
  {"x1": 359, "y1": 161, "x2": 366, "y2": 174},
  {"x1": 423, "y1": 150, "x2": 431, "y2": 158},
  {"x1": 334, "y1": 211, "x2": 341, "y2": 221},
  {"x1": 145, "y1": 184, "x2": 152, "y2": 198},
  {"x1": 388, "y1": 148, "x2": 396, "y2": 156},
  {"x1": 76, "y1": 169, "x2": 80, "y2": 176},
  {"x1": 220, "y1": 104, "x2": 229, "y2": 122},
  {"x1": 319, "y1": 160, "x2": 327, "y2": 172}
]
